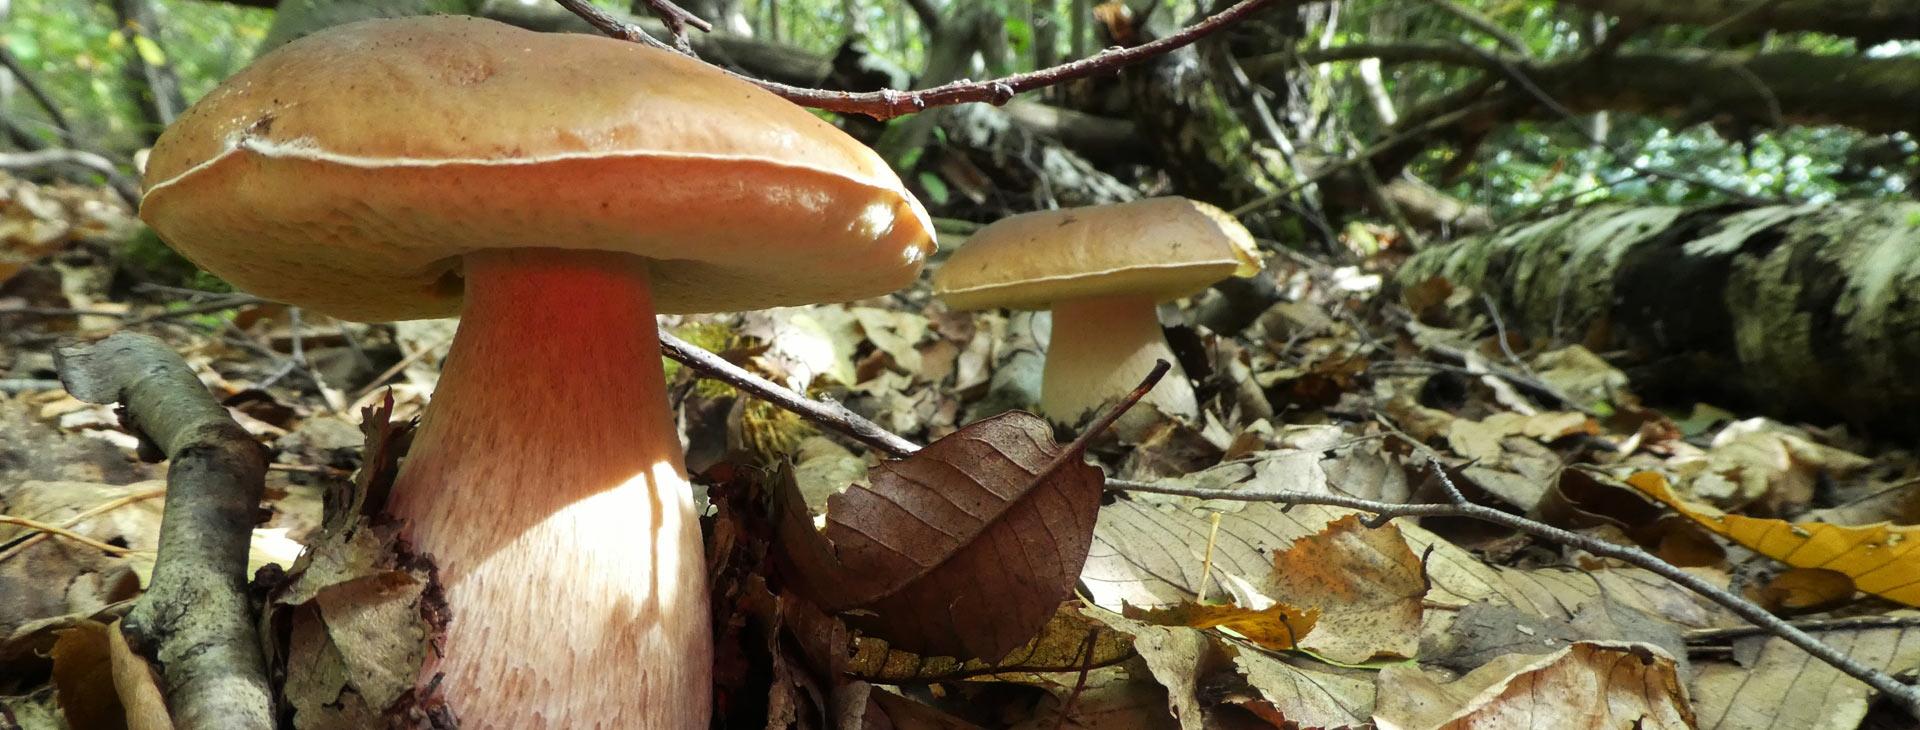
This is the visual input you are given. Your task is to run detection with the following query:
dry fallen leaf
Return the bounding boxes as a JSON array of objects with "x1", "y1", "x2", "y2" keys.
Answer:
[
  {"x1": 1266, "y1": 514, "x2": 1426, "y2": 663},
  {"x1": 846, "y1": 604, "x2": 1134, "y2": 683},
  {"x1": 1123, "y1": 601, "x2": 1319, "y2": 652},
  {"x1": 1082, "y1": 608, "x2": 1214, "y2": 730},
  {"x1": 50, "y1": 619, "x2": 124, "y2": 730},
  {"x1": 1629, "y1": 471, "x2": 1920, "y2": 606},
  {"x1": 1374, "y1": 641, "x2": 1694, "y2": 730},
  {"x1": 1691, "y1": 613, "x2": 1920, "y2": 730},
  {"x1": 776, "y1": 411, "x2": 1104, "y2": 661},
  {"x1": 1222, "y1": 638, "x2": 1375, "y2": 728}
]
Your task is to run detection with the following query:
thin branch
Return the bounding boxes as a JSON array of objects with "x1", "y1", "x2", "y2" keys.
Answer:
[
  {"x1": 1416, "y1": 0, "x2": 1531, "y2": 56},
  {"x1": 661, "y1": 330, "x2": 1920, "y2": 719},
  {"x1": 554, "y1": 0, "x2": 680, "y2": 51},
  {"x1": 0, "y1": 148, "x2": 142, "y2": 208},
  {"x1": 1688, "y1": 616, "x2": 1920, "y2": 644},
  {"x1": 0, "y1": 485, "x2": 167, "y2": 564},
  {"x1": 564, "y1": 0, "x2": 1300, "y2": 120},
  {"x1": 0, "y1": 514, "x2": 140, "y2": 556},
  {"x1": 0, "y1": 43, "x2": 76, "y2": 146},
  {"x1": 54, "y1": 331, "x2": 273, "y2": 729},
  {"x1": 556, "y1": 0, "x2": 711, "y2": 55},
  {"x1": 658, "y1": 328, "x2": 922, "y2": 457},
  {"x1": 0, "y1": 378, "x2": 63, "y2": 393},
  {"x1": 1106, "y1": 472, "x2": 1920, "y2": 718}
]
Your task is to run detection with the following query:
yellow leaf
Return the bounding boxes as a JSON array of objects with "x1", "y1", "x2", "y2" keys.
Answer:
[
  {"x1": 1124, "y1": 601, "x2": 1319, "y2": 651},
  {"x1": 131, "y1": 35, "x2": 168, "y2": 67},
  {"x1": 1628, "y1": 471, "x2": 1920, "y2": 606}
]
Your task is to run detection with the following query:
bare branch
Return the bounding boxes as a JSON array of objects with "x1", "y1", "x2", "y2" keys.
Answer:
[
  {"x1": 1415, "y1": 0, "x2": 1531, "y2": 56},
  {"x1": 54, "y1": 331, "x2": 273, "y2": 729},
  {"x1": 0, "y1": 43, "x2": 76, "y2": 146},
  {"x1": 0, "y1": 148, "x2": 142, "y2": 207},
  {"x1": 658, "y1": 328, "x2": 922, "y2": 457},
  {"x1": 564, "y1": 0, "x2": 1301, "y2": 120}
]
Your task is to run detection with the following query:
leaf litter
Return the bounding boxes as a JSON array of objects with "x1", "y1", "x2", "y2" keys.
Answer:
[{"x1": 8, "y1": 172, "x2": 1920, "y2": 728}]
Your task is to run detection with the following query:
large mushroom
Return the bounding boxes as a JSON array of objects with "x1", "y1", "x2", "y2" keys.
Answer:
[
  {"x1": 139, "y1": 16, "x2": 933, "y2": 728},
  {"x1": 932, "y1": 197, "x2": 1259, "y2": 431}
]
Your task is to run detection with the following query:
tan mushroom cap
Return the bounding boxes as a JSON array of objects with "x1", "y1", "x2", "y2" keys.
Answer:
[
  {"x1": 141, "y1": 15, "x2": 934, "y2": 322},
  {"x1": 932, "y1": 197, "x2": 1260, "y2": 311}
]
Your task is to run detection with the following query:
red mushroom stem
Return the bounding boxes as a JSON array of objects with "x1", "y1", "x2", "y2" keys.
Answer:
[{"x1": 386, "y1": 248, "x2": 710, "y2": 728}]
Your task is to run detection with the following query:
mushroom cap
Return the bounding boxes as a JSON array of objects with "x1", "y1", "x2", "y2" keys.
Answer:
[
  {"x1": 931, "y1": 197, "x2": 1261, "y2": 311},
  {"x1": 140, "y1": 15, "x2": 934, "y2": 321}
]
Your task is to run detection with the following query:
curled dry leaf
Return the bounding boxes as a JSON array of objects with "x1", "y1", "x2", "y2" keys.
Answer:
[
  {"x1": 1374, "y1": 641, "x2": 1694, "y2": 730},
  {"x1": 775, "y1": 410, "x2": 1105, "y2": 661},
  {"x1": 264, "y1": 398, "x2": 447, "y2": 727},
  {"x1": 1629, "y1": 471, "x2": 1920, "y2": 606}
]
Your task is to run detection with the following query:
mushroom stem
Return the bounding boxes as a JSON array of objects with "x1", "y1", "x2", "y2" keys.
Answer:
[
  {"x1": 1041, "y1": 293, "x2": 1198, "y2": 432},
  {"x1": 387, "y1": 248, "x2": 710, "y2": 729}
]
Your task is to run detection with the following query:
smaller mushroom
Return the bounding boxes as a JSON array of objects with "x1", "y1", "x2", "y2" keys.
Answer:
[{"x1": 932, "y1": 197, "x2": 1262, "y2": 432}]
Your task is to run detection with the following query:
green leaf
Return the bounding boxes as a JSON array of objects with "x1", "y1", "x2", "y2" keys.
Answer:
[
  {"x1": 132, "y1": 34, "x2": 168, "y2": 67},
  {"x1": 917, "y1": 172, "x2": 950, "y2": 206}
]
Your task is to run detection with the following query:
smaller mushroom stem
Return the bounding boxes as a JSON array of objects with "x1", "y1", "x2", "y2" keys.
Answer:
[
  {"x1": 1042, "y1": 294, "x2": 1197, "y2": 431},
  {"x1": 387, "y1": 248, "x2": 709, "y2": 728}
]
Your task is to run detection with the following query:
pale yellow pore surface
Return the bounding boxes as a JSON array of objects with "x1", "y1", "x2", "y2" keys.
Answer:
[
  {"x1": 931, "y1": 197, "x2": 1259, "y2": 312},
  {"x1": 140, "y1": 15, "x2": 933, "y2": 322},
  {"x1": 1042, "y1": 294, "x2": 1197, "y2": 428},
  {"x1": 387, "y1": 250, "x2": 708, "y2": 729}
]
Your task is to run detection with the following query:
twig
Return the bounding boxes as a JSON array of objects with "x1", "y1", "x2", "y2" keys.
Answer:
[
  {"x1": 0, "y1": 295, "x2": 262, "y2": 325},
  {"x1": 0, "y1": 44, "x2": 76, "y2": 146},
  {"x1": 0, "y1": 148, "x2": 141, "y2": 207},
  {"x1": 659, "y1": 328, "x2": 921, "y2": 457},
  {"x1": 1687, "y1": 616, "x2": 1920, "y2": 643},
  {"x1": 55, "y1": 331, "x2": 274, "y2": 729},
  {"x1": 0, "y1": 515, "x2": 139, "y2": 556},
  {"x1": 566, "y1": 0, "x2": 1298, "y2": 120},
  {"x1": 0, "y1": 378, "x2": 63, "y2": 393},
  {"x1": 553, "y1": 0, "x2": 679, "y2": 53},
  {"x1": 1105, "y1": 471, "x2": 1920, "y2": 718},
  {"x1": 658, "y1": 332, "x2": 1920, "y2": 718},
  {"x1": 0, "y1": 485, "x2": 167, "y2": 564},
  {"x1": 1416, "y1": 0, "x2": 1531, "y2": 56},
  {"x1": 639, "y1": 0, "x2": 714, "y2": 53},
  {"x1": 349, "y1": 333, "x2": 451, "y2": 404},
  {"x1": 1408, "y1": 332, "x2": 1596, "y2": 416}
]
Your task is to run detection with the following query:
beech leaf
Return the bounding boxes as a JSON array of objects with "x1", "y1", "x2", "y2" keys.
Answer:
[{"x1": 776, "y1": 410, "x2": 1105, "y2": 660}]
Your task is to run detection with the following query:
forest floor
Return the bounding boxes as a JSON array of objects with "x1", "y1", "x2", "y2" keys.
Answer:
[{"x1": 5, "y1": 171, "x2": 1920, "y2": 728}]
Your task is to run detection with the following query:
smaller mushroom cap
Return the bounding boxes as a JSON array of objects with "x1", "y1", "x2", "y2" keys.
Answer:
[{"x1": 931, "y1": 197, "x2": 1261, "y2": 311}]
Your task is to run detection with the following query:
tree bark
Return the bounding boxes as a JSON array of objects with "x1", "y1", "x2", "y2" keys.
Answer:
[
  {"x1": 111, "y1": 0, "x2": 188, "y2": 144},
  {"x1": 1397, "y1": 201, "x2": 1920, "y2": 434},
  {"x1": 1365, "y1": 50, "x2": 1920, "y2": 178},
  {"x1": 1558, "y1": 0, "x2": 1920, "y2": 44}
]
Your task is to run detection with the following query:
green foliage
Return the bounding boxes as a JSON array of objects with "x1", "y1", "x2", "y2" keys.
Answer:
[
  {"x1": 4, "y1": 0, "x2": 271, "y2": 152},
  {"x1": 119, "y1": 226, "x2": 231, "y2": 293}
]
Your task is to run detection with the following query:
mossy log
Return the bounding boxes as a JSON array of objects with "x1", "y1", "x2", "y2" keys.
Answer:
[{"x1": 1398, "y1": 202, "x2": 1920, "y2": 433}]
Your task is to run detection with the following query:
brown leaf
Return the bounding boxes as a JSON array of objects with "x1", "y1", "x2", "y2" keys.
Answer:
[
  {"x1": 1265, "y1": 515, "x2": 1425, "y2": 663},
  {"x1": 51, "y1": 620, "x2": 124, "y2": 730},
  {"x1": 1691, "y1": 613, "x2": 1920, "y2": 729},
  {"x1": 1749, "y1": 568, "x2": 1856, "y2": 614},
  {"x1": 1375, "y1": 641, "x2": 1694, "y2": 730},
  {"x1": 106, "y1": 620, "x2": 171, "y2": 730},
  {"x1": 1123, "y1": 601, "x2": 1318, "y2": 652},
  {"x1": 847, "y1": 605, "x2": 1133, "y2": 684},
  {"x1": 776, "y1": 411, "x2": 1104, "y2": 661}
]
